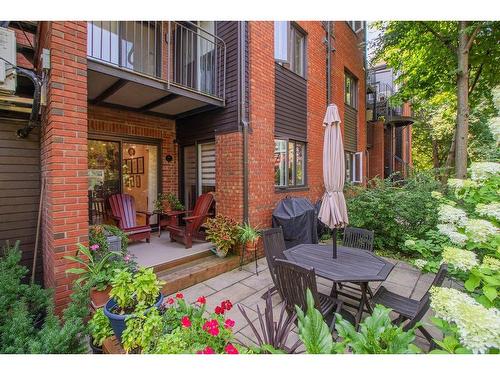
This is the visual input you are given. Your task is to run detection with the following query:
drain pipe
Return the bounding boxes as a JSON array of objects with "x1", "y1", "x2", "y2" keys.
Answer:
[
  {"x1": 326, "y1": 21, "x2": 332, "y2": 105},
  {"x1": 239, "y1": 21, "x2": 249, "y2": 224},
  {"x1": 15, "y1": 67, "x2": 42, "y2": 138}
]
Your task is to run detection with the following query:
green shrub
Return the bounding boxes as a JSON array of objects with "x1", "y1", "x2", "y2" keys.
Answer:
[
  {"x1": 0, "y1": 241, "x2": 90, "y2": 354},
  {"x1": 346, "y1": 173, "x2": 440, "y2": 253}
]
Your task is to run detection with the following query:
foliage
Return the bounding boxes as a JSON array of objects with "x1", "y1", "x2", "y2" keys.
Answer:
[
  {"x1": 153, "y1": 192, "x2": 184, "y2": 213},
  {"x1": 89, "y1": 224, "x2": 129, "y2": 255},
  {"x1": 204, "y1": 215, "x2": 240, "y2": 257},
  {"x1": 237, "y1": 222, "x2": 261, "y2": 244},
  {"x1": 346, "y1": 172, "x2": 440, "y2": 253},
  {"x1": 238, "y1": 290, "x2": 300, "y2": 354},
  {"x1": 429, "y1": 317, "x2": 473, "y2": 354},
  {"x1": 121, "y1": 293, "x2": 241, "y2": 354},
  {"x1": 0, "y1": 241, "x2": 90, "y2": 354},
  {"x1": 64, "y1": 243, "x2": 121, "y2": 291},
  {"x1": 334, "y1": 305, "x2": 420, "y2": 354},
  {"x1": 109, "y1": 267, "x2": 165, "y2": 313},
  {"x1": 88, "y1": 308, "x2": 113, "y2": 347}
]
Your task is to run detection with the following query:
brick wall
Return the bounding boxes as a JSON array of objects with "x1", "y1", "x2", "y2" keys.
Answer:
[
  {"x1": 39, "y1": 21, "x2": 89, "y2": 314},
  {"x1": 88, "y1": 105, "x2": 177, "y2": 195},
  {"x1": 245, "y1": 21, "x2": 367, "y2": 229}
]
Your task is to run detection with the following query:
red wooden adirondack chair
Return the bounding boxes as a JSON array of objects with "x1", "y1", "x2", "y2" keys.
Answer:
[
  {"x1": 165, "y1": 192, "x2": 214, "y2": 249},
  {"x1": 108, "y1": 193, "x2": 152, "y2": 243}
]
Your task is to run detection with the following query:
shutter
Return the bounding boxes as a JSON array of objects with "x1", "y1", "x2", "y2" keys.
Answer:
[
  {"x1": 199, "y1": 142, "x2": 216, "y2": 188},
  {"x1": 344, "y1": 105, "x2": 358, "y2": 152},
  {"x1": 274, "y1": 21, "x2": 289, "y2": 63}
]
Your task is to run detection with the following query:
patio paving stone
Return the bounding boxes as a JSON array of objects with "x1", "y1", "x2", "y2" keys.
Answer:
[
  {"x1": 240, "y1": 269, "x2": 274, "y2": 290},
  {"x1": 205, "y1": 282, "x2": 257, "y2": 310},
  {"x1": 204, "y1": 268, "x2": 254, "y2": 291},
  {"x1": 174, "y1": 282, "x2": 217, "y2": 303}
]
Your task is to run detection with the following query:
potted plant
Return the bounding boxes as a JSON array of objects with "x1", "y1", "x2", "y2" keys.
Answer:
[
  {"x1": 103, "y1": 267, "x2": 165, "y2": 341},
  {"x1": 238, "y1": 223, "x2": 261, "y2": 253},
  {"x1": 64, "y1": 244, "x2": 122, "y2": 308},
  {"x1": 204, "y1": 215, "x2": 240, "y2": 258},
  {"x1": 88, "y1": 308, "x2": 113, "y2": 354},
  {"x1": 153, "y1": 192, "x2": 185, "y2": 213}
]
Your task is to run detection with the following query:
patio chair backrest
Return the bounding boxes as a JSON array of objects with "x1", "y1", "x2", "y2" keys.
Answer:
[
  {"x1": 404, "y1": 263, "x2": 448, "y2": 331},
  {"x1": 190, "y1": 192, "x2": 215, "y2": 230},
  {"x1": 262, "y1": 227, "x2": 287, "y2": 287},
  {"x1": 108, "y1": 193, "x2": 138, "y2": 229},
  {"x1": 274, "y1": 258, "x2": 321, "y2": 314},
  {"x1": 342, "y1": 227, "x2": 374, "y2": 252}
]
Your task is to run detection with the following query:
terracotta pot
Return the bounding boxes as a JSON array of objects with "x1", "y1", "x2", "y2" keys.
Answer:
[
  {"x1": 245, "y1": 239, "x2": 258, "y2": 252},
  {"x1": 90, "y1": 285, "x2": 112, "y2": 309}
]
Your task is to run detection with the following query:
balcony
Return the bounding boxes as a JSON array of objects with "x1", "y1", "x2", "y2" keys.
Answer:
[{"x1": 86, "y1": 21, "x2": 226, "y2": 117}]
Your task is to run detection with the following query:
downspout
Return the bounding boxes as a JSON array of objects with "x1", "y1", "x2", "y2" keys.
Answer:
[
  {"x1": 15, "y1": 67, "x2": 42, "y2": 138},
  {"x1": 326, "y1": 21, "x2": 331, "y2": 105},
  {"x1": 239, "y1": 21, "x2": 249, "y2": 224}
]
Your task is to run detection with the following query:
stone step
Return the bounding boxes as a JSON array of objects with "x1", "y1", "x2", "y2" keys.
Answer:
[
  {"x1": 157, "y1": 254, "x2": 241, "y2": 296},
  {"x1": 152, "y1": 248, "x2": 213, "y2": 273}
]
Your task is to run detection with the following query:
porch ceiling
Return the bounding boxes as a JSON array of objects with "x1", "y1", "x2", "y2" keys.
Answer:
[{"x1": 87, "y1": 60, "x2": 223, "y2": 118}]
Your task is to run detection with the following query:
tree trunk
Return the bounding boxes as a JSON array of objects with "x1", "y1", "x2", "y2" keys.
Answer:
[
  {"x1": 455, "y1": 21, "x2": 470, "y2": 178},
  {"x1": 432, "y1": 139, "x2": 440, "y2": 169}
]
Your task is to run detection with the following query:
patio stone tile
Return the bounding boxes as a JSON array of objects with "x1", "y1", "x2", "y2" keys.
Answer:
[
  {"x1": 396, "y1": 261, "x2": 419, "y2": 272},
  {"x1": 235, "y1": 323, "x2": 260, "y2": 347},
  {"x1": 239, "y1": 288, "x2": 282, "y2": 312},
  {"x1": 234, "y1": 331, "x2": 259, "y2": 348},
  {"x1": 414, "y1": 335, "x2": 430, "y2": 352},
  {"x1": 177, "y1": 283, "x2": 217, "y2": 303},
  {"x1": 241, "y1": 257, "x2": 268, "y2": 273},
  {"x1": 385, "y1": 267, "x2": 420, "y2": 288},
  {"x1": 204, "y1": 268, "x2": 254, "y2": 291},
  {"x1": 240, "y1": 269, "x2": 274, "y2": 290},
  {"x1": 204, "y1": 282, "x2": 257, "y2": 312},
  {"x1": 225, "y1": 303, "x2": 259, "y2": 332}
]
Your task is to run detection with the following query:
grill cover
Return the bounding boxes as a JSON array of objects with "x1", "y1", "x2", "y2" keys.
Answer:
[{"x1": 272, "y1": 197, "x2": 318, "y2": 249}]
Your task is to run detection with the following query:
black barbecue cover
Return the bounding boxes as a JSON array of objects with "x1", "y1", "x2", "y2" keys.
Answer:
[{"x1": 272, "y1": 197, "x2": 318, "y2": 249}]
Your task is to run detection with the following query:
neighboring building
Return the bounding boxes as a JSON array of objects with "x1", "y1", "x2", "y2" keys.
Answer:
[
  {"x1": 0, "y1": 21, "x2": 369, "y2": 311},
  {"x1": 366, "y1": 62, "x2": 414, "y2": 180}
]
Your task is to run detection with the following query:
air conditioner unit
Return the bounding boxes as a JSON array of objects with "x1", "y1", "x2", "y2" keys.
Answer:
[{"x1": 0, "y1": 27, "x2": 16, "y2": 94}]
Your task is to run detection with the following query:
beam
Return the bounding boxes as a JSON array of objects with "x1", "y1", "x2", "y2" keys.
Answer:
[
  {"x1": 90, "y1": 79, "x2": 127, "y2": 104},
  {"x1": 139, "y1": 94, "x2": 180, "y2": 112},
  {"x1": 175, "y1": 104, "x2": 218, "y2": 119}
]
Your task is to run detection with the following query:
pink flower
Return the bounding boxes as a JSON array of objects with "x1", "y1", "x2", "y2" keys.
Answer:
[
  {"x1": 224, "y1": 319, "x2": 235, "y2": 329},
  {"x1": 197, "y1": 346, "x2": 215, "y2": 354},
  {"x1": 176, "y1": 293, "x2": 184, "y2": 299},
  {"x1": 224, "y1": 343, "x2": 239, "y2": 354},
  {"x1": 181, "y1": 316, "x2": 191, "y2": 328},
  {"x1": 196, "y1": 296, "x2": 206, "y2": 305},
  {"x1": 221, "y1": 300, "x2": 233, "y2": 311},
  {"x1": 202, "y1": 319, "x2": 220, "y2": 336},
  {"x1": 90, "y1": 244, "x2": 99, "y2": 251},
  {"x1": 123, "y1": 255, "x2": 131, "y2": 262},
  {"x1": 166, "y1": 297, "x2": 175, "y2": 305}
]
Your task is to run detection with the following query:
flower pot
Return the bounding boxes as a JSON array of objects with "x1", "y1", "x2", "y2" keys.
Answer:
[
  {"x1": 103, "y1": 293, "x2": 164, "y2": 342},
  {"x1": 89, "y1": 337, "x2": 103, "y2": 354},
  {"x1": 245, "y1": 239, "x2": 258, "y2": 252},
  {"x1": 90, "y1": 285, "x2": 112, "y2": 309},
  {"x1": 210, "y1": 246, "x2": 228, "y2": 258}
]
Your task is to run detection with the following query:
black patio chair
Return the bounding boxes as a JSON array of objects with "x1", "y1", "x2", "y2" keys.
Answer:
[
  {"x1": 274, "y1": 258, "x2": 352, "y2": 333},
  {"x1": 261, "y1": 227, "x2": 287, "y2": 299},
  {"x1": 370, "y1": 263, "x2": 448, "y2": 349},
  {"x1": 333, "y1": 227, "x2": 376, "y2": 303}
]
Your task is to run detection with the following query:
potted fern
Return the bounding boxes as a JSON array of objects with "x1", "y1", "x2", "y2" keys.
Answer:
[{"x1": 238, "y1": 223, "x2": 261, "y2": 253}]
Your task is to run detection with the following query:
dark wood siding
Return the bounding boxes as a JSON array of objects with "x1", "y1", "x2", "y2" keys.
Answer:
[
  {"x1": 274, "y1": 63, "x2": 307, "y2": 140},
  {"x1": 176, "y1": 21, "x2": 242, "y2": 144},
  {"x1": 0, "y1": 119, "x2": 42, "y2": 282},
  {"x1": 344, "y1": 105, "x2": 358, "y2": 152}
]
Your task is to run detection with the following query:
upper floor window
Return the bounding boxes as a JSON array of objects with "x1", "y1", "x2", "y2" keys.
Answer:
[
  {"x1": 346, "y1": 21, "x2": 364, "y2": 33},
  {"x1": 274, "y1": 21, "x2": 307, "y2": 78},
  {"x1": 274, "y1": 139, "x2": 306, "y2": 188},
  {"x1": 344, "y1": 72, "x2": 358, "y2": 109}
]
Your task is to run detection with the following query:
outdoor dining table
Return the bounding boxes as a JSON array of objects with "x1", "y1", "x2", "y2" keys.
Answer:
[{"x1": 283, "y1": 243, "x2": 395, "y2": 327}]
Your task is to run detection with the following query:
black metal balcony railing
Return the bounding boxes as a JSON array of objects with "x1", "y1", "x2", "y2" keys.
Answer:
[
  {"x1": 87, "y1": 21, "x2": 226, "y2": 101},
  {"x1": 366, "y1": 78, "x2": 411, "y2": 122}
]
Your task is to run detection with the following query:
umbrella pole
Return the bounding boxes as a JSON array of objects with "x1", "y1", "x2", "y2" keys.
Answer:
[{"x1": 332, "y1": 228, "x2": 337, "y2": 259}]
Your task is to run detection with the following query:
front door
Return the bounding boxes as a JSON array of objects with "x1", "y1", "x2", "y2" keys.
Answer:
[{"x1": 88, "y1": 138, "x2": 159, "y2": 225}]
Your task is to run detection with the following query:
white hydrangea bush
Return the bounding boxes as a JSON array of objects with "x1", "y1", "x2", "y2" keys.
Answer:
[
  {"x1": 465, "y1": 219, "x2": 499, "y2": 243},
  {"x1": 470, "y1": 162, "x2": 500, "y2": 182},
  {"x1": 438, "y1": 204, "x2": 468, "y2": 227},
  {"x1": 430, "y1": 287, "x2": 500, "y2": 354},
  {"x1": 441, "y1": 247, "x2": 478, "y2": 272},
  {"x1": 476, "y1": 202, "x2": 500, "y2": 221}
]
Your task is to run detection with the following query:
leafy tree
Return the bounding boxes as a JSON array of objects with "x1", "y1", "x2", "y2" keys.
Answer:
[{"x1": 372, "y1": 21, "x2": 500, "y2": 177}]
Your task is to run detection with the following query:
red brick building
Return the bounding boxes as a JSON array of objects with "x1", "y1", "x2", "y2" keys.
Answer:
[{"x1": 0, "y1": 21, "x2": 410, "y2": 310}]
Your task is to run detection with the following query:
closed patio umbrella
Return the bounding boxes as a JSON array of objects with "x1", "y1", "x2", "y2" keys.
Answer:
[{"x1": 318, "y1": 103, "x2": 349, "y2": 258}]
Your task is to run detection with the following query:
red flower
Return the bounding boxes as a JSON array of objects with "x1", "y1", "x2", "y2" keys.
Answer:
[
  {"x1": 215, "y1": 306, "x2": 224, "y2": 315},
  {"x1": 197, "y1": 346, "x2": 216, "y2": 354},
  {"x1": 176, "y1": 293, "x2": 184, "y2": 299},
  {"x1": 166, "y1": 297, "x2": 175, "y2": 305},
  {"x1": 224, "y1": 319, "x2": 235, "y2": 329},
  {"x1": 202, "y1": 319, "x2": 220, "y2": 336},
  {"x1": 221, "y1": 300, "x2": 233, "y2": 311},
  {"x1": 181, "y1": 316, "x2": 191, "y2": 328},
  {"x1": 196, "y1": 296, "x2": 206, "y2": 305},
  {"x1": 224, "y1": 343, "x2": 239, "y2": 354}
]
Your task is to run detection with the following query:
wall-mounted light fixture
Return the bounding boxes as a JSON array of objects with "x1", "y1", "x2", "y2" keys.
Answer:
[{"x1": 165, "y1": 155, "x2": 173, "y2": 163}]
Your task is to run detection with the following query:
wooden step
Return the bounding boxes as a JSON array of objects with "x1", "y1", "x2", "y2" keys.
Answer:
[
  {"x1": 152, "y1": 248, "x2": 213, "y2": 273},
  {"x1": 157, "y1": 254, "x2": 241, "y2": 296}
]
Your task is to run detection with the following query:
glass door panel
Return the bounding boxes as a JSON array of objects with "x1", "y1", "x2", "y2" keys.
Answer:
[
  {"x1": 88, "y1": 139, "x2": 121, "y2": 224},
  {"x1": 198, "y1": 141, "x2": 216, "y2": 195},
  {"x1": 183, "y1": 145, "x2": 197, "y2": 211},
  {"x1": 122, "y1": 143, "x2": 159, "y2": 225}
]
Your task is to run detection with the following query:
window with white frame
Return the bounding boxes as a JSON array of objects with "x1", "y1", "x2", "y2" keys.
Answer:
[
  {"x1": 274, "y1": 21, "x2": 307, "y2": 78},
  {"x1": 274, "y1": 139, "x2": 306, "y2": 188},
  {"x1": 346, "y1": 21, "x2": 364, "y2": 33},
  {"x1": 345, "y1": 151, "x2": 363, "y2": 183}
]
